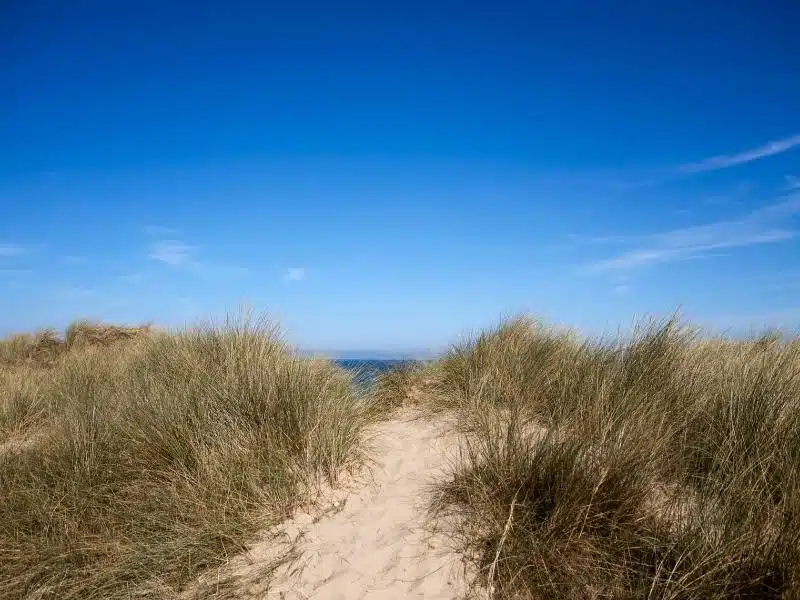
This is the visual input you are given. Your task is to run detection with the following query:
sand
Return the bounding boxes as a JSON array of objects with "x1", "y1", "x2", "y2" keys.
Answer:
[
  {"x1": 268, "y1": 411, "x2": 468, "y2": 599},
  {"x1": 188, "y1": 410, "x2": 471, "y2": 599}
]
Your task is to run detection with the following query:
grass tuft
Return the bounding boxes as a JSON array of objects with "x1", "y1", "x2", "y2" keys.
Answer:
[
  {"x1": 0, "y1": 320, "x2": 151, "y2": 368},
  {"x1": 429, "y1": 314, "x2": 800, "y2": 599},
  {"x1": 0, "y1": 313, "x2": 377, "y2": 599},
  {"x1": 372, "y1": 360, "x2": 427, "y2": 409}
]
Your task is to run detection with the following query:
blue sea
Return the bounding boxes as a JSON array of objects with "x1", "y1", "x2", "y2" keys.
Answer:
[{"x1": 334, "y1": 359, "x2": 413, "y2": 386}]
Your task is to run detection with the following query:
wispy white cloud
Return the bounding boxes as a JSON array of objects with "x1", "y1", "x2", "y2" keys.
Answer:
[
  {"x1": 599, "y1": 135, "x2": 797, "y2": 191},
  {"x1": 149, "y1": 240, "x2": 194, "y2": 267},
  {"x1": 588, "y1": 231, "x2": 792, "y2": 272},
  {"x1": 283, "y1": 267, "x2": 305, "y2": 281},
  {"x1": 786, "y1": 175, "x2": 800, "y2": 191},
  {"x1": 679, "y1": 134, "x2": 800, "y2": 174},
  {"x1": 59, "y1": 255, "x2": 87, "y2": 264},
  {"x1": 144, "y1": 225, "x2": 179, "y2": 236},
  {"x1": 585, "y1": 193, "x2": 800, "y2": 273},
  {"x1": 146, "y1": 237, "x2": 249, "y2": 280},
  {"x1": 749, "y1": 194, "x2": 800, "y2": 219},
  {"x1": 0, "y1": 244, "x2": 26, "y2": 257}
]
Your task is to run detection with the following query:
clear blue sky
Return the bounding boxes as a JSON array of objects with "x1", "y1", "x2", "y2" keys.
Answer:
[{"x1": 3, "y1": 1, "x2": 799, "y2": 354}]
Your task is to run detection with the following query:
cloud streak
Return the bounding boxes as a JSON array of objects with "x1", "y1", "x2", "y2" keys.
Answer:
[
  {"x1": 146, "y1": 236, "x2": 249, "y2": 280},
  {"x1": 614, "y1": 284, "x2": 630, "y2": 295},
  {"x1": 679, "y1": 134, "x2": 800, "y2": 174},
  {"x1": 0, "y1": 245, "x2": 26, "y2": 257},
  {"x1": 283, "y1": 267, "x2": 305, "y2": 281},
  {"x1": 585, "y1": 193, "x2": 800, "y2": 273},
  {"x1": 144, "y1": 225, "x2": 179, "y2": 235},
  {"x1": 59, "y1": 255, "x2": 87, "y2": 264},
  {"x1": 608, "y1": 134, "x2": 800, "y2": 190},
  {"x1": 786, "y1": 175, "x2": 800, "y2": 191},
  {"x1": 149, "y1": 240, "x2": 193, "y2": 267}
]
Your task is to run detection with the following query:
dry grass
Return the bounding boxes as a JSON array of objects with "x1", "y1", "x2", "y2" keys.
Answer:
[
  {"x1": 0, "y1": 314, "x2": 379, "y2": 599},
  {"x1": 0, "y1": 328, "x2": 66, "y2": 367},
  {"x1": 65, "y1": 319, "x2": 152, "y2": 349},
  {"x1": 372, "y1": 360, "x2": 427, "y2": 410},
  {"x1": 0, "y1": 320, "x2": 151, "y2": 368},
  {"x1": 420, "y1": 315, "x2": 800, "y2": 599}
]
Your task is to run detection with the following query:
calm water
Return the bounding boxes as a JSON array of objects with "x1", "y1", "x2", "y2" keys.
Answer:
[{"x1": 334, "y1": 359, "x2": 414, "y2": 386}]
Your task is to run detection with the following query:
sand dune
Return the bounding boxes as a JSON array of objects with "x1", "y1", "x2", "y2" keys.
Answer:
[
  {"x1": 267, "y1": 412, "x2": 468, "y2": 599},
  {"x1": 189, "y1": 410, "x2": 471, "y2": 599}
]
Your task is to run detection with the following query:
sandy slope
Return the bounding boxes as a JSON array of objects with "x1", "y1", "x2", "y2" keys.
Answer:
[
  {"x1": 188, "y1": 410, "x2": 470, "y2": 599},
  {"x1": 265, "y1": 411, "x2": 469, "y2": 599}
]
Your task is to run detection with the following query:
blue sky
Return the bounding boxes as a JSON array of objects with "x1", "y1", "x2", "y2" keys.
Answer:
[{"x1": 3, "y1": 1, "x2": 799, "y2": 354}]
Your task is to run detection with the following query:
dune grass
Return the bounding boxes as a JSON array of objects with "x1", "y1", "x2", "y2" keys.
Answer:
[
  {"x1": 0, "y1": 320, "x2": 152, "y2": 370},
  {"x1": 372, "y1": 360, "x2": 427, "y2": 410},
  {"x1": 0, "y1": 315, "x2": 379, "y2": 599},
  {"x1": 414, "y1": 316, "x2": 800, "y2": 599}
]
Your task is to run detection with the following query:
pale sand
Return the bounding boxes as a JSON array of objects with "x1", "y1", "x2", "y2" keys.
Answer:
[{"x1": 188, "y1": 410, "x2": 471, "y2": 599}]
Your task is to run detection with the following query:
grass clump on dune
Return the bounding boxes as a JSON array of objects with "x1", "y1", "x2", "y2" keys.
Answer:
[
  {"x1": 425, "y1": 315, "x2": 800, "y2": 599},
  {"x1": 372, "y1": 360, "x2": 428, "y2": 410},
  {"x1": 0, "y1": 314, "x2": 377, "y2": 600},
  {"x1": 0, "y1": 327, "x2": 67, "y2": 367},
  {"x1": 0, "y1": 320, "x2": 151, "y2": 368}
]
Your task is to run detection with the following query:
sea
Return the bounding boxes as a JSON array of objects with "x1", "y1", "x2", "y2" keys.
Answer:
[{"x1": 333, "y1": 359, "x2": 414, "y2": 386}]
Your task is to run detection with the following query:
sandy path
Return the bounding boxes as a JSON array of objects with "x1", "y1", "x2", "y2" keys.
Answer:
[{"x1": 263, "y1": 411, "x2": 469, "y2": 600}]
